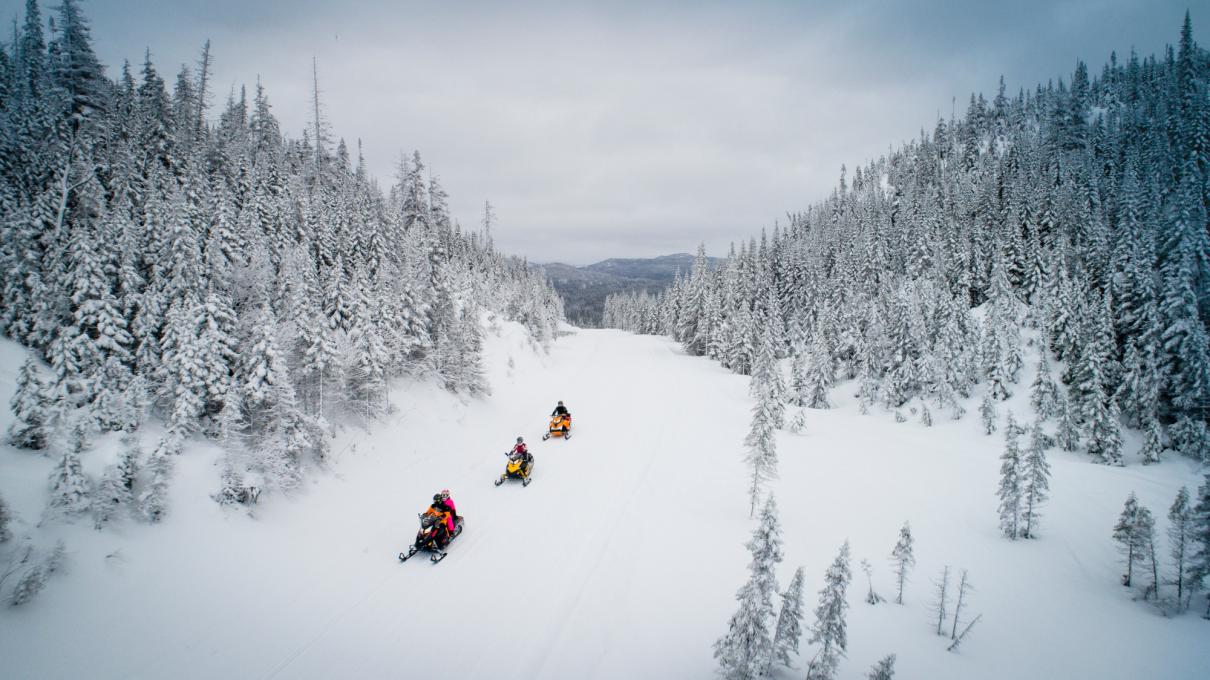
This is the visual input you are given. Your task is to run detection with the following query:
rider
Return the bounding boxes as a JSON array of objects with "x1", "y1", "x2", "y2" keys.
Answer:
[
  {"x1": 509, "y1": 436, "x2": 533, "y2": 475},
  {"x1": 551, "y1": 401, "x2": 570, "y2": 418},
  {"x1": 430, "y1": 490, "x2": 458, "y2": 545}
]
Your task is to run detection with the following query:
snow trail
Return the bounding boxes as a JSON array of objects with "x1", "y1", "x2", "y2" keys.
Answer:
[{"x1": 1, "y1": 328, "x2": 1207, "y2": 679}]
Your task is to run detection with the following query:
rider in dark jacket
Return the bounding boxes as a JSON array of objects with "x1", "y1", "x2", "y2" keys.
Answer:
[{"x1": 551, "y1": 401, "x2": 570, "y2": 417}]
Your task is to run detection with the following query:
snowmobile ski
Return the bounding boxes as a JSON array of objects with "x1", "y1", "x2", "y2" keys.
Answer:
[
  {"x1": 399, "y1": 546, "x2": 419, "y2": 562},
  {"x1": 430, "y1": 550, "x2": 448, "y2": 564},
  {"x1": 522, "y1": 476, "x2": 532, "y2": 487}
]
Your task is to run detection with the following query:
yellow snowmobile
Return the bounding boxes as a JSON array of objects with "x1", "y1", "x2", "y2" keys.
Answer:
[
  {"x1": 495, "y1": 451, "x2": 534, "y2": 487},
  {"x1": 543, "y1": 413, "x2": 571, "y2": 440}
]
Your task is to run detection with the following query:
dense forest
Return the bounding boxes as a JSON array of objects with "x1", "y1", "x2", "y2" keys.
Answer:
[
  {"x1": 605, "y1": 16, "x2": 1210, "y2": 466},
  {"x1": 0, "y1": 0, "x2": 563, "y2": 517}
]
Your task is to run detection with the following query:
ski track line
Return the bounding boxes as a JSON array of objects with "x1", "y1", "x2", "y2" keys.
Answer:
[
  {"x1": 258, "y1": 564, "x2": 400, "y2": 680},
  {"x1": 519, "y1": 339, "x2": 672, "y2": 680},
  {"x1": 255, "y1": 412, "x2": 494, "y2": 679}
]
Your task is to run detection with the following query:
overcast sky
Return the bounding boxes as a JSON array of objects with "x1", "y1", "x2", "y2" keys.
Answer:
[{"x1": 2, "y1": 1, "x2": 1198, "y2": 264}]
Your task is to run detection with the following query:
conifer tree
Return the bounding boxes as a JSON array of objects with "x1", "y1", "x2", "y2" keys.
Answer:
[
  {"x1": 806, "y1": 541, "x2": 851, "y2": 680},
  {"x1": 1191, "y1": 473, "x2": 1210, "y2": 618},
  {"x1": 744, "y1": 370, "x2": 781, "y2": 517},
  {"x1": 1137, "y1": 505, "x2": 1160, "y2": 600},
  {"x1": 772, "y1": 565, "x2": 806, "y2": 671},
  {"x1": 93, "y1": 433, "x2": 140, "y2": 528},
  {"x1": 1113, "y1": 493, "x2": 1154, "y2": 590},
  {"x1": 979, "y1": 390, "x2": 998, "y2": 435},
  {"x1": 7, "y1": 357, "x2": 49, "y2": 450},
  {"x1": 1054, "y1": 391, "x2": 1081, "y2": 452},
  {"x1": 0, "y1": 493, "x2": 14, "y2": 543},
  {"x1": 799, "y1": 334, "x2": 833, "y2": 409},
  {"x1": 890, "y1": 521, "x2": 915, "y2": 605},
  {"x1": 714, "y1": 496, "x2": 784, "y2": 680},
  {"x1": 47, "y1": 428, "x2": 91, "y2": 518},
  {"x1": 867, "y1": 655, "x2": 896, "y2": 680},
  {"x1": 1139, "y1": 417, "x2": 1165, "y2": 465},
  {"x1": 1167, "y1": 487, "x2": 1194, "y2": 611},
  {"x1": 138, "y1": 439, "x2": 175, "y2": 523},
  {"x1": 1021, "y1": 422, "x2": 1052, "y2": 539},
  {"x1": 997, "y1": 413, "x2": 1025, "y2": 539},
  {"x1": 1029, "y1": 355, "x2": 1061, "y2": 420}
]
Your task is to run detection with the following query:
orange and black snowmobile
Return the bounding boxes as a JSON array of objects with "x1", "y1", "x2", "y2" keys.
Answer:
[
  {"x1": 543, "y1": 413, "x2": 571, "y2": 440},
  {"x1": 399, "y1": 507, "x2": 463, "y2": 564}
]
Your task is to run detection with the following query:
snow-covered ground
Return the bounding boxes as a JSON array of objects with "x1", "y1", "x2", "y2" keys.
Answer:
[{"x1": 1, "y1": 323, "x2": 1207, "y2": 679}]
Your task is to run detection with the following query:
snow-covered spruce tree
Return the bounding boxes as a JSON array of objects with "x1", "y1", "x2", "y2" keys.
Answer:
[
  {"x1": 1138, "y1": 505, "x2": 1160, "y2": 601},
  {"x1": 1020, "y1": 422, "x2": 1051, "y2": 539},
  {"x1": 980, "y1": 256, "x2": 1023, "y2": 400},
  {"x1": 749, "y1": 314, "x2": 785, "y2": 426},
  {"x1": 1170, "y1": 416, "x2": 1210, "y2": 463},
  {"x1": 1167, "y1": 487, "x2": 1194, "y2": 611},
  {"x1": 1192, "y1": 474, "x2": 1210, "y2": 618},
  {"x1": 713, "y1": 495, "x2": 783, "y2": 680},
  {"x1": 1073, "y1": 291, "x2": 1124, "y2": 465},
  {"x1": 7, "y1": 358, "x2": 50, "y2": 450},
  {"x1": 1029, "y1": 355, "x2": 1061, "y2": 421},
  {"x1": 345, "y1": 316, "x2": 389, "y2": 425},
  {"x1": 799, "y1": 332, "x2": 833, "y2": 410},
  {"x1": 138, "y1": 437, "x2": 176, "y2": 523},
  {"x1": 1139, "y1": 418, "x2": 1165, "y2": 465},
  {"x1": 46, "y1": 426, "x2": 91, "y2": 519},
  {"x1": 789, "y1": 349, "x2": 808, "y2": 408},
  {"x1": 996, "y1": 412, "x2": 1025, "y2": 539},
  {"x1": 867, "y1": 654, "x2": 896, "y2": 680},
  {"x1": 453, "y1": 297, "x2": 490, "y2": 396},
  {"x1": 1112, "y1": 493, "x2": 1156, "y2": 594},
  {"x1": 92, "y1": 433, "x2": 140, "y2": 528},
  {"x1": 744, "y1": 351, "x2": 781, "y2": 517},
  {"x1": 213, "y1": 390, "x2": 254, "y2": 505},
  {"x1": 979, "y1": 390, "x2": 997, "y2": 435},
  {"x1": 890, "y1": 521, "x2": 915, "y2": 605},
  {"x1": 158, "y1": 299, "x2": 207, "y2": 438},
  {"x1": 771, "y1": 565, "x2": 805, "y2": 671},
  {"x1": 1054, "y1": 391, "x2": 1081, "y2": 452},
  {"x1": 1158, "y1": 249, "x2": 1210, "y2": 462},
  {"x1": 0, "y1": 493, "x2": 13, "y2": 542},
  {"x1": 806, "y1": 541, "x2": 851, "y2": 680},
  {"x1": 8, "y1": 541, "x2": 65, "y2": 607}
]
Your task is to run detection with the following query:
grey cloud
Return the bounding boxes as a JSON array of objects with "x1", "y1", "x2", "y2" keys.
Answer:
[{"x1": 2, "y1": 0, "x2": 1195, "y2": 263}]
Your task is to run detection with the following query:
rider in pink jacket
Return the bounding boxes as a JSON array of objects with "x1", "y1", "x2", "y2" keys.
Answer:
[{"x1": 433, "y1": 489, "x2": 457, "y2": 533}]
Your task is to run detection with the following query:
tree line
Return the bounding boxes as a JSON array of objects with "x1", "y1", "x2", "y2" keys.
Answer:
[{"x1": 0, "y1": 0, "x2": 564, "y2": 524}]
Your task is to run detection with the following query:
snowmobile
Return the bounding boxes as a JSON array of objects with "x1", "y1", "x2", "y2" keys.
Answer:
[
  {"x1": 399, "y1": 510, "x2": 464, "y2": 564},
  {"x1": 542, "y1": 413, "x2": 571, "y2": 440},
  {"x1": 495, "y1": 452, "x2": 534, "y2": 487}
]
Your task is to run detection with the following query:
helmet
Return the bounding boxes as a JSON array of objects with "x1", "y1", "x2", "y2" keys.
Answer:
[
  {"x1": 440, "y1": 488, "x2": 450, "y2": 498},
  {"x1": 516, "y1": 436, "x2": 524, "y2": 443},
  {"x1": 433, "y1": 493, "x2": 442, "y2": 503},
  {"x1": 558, "y1": 400, "x2": 564, "y2": 405}
]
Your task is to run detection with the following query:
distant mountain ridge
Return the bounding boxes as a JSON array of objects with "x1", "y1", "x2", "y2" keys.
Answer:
[{"x1": 539, "y1": 253, "x2": 720, "y2": 326}]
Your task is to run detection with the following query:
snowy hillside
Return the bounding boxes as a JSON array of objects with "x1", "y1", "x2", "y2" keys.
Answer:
[{"x1": 1, "y1": 322, "x2": 1206, "y2": 679}]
